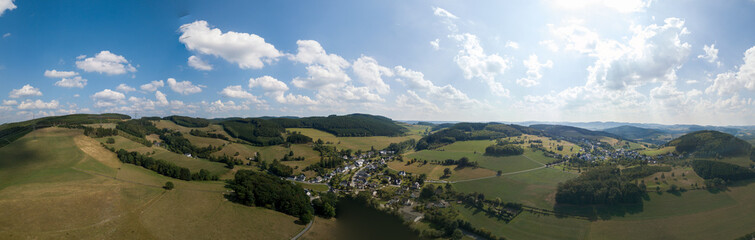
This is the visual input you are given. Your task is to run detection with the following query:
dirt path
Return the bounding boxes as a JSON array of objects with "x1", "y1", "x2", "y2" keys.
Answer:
[{"x1": 290, "y1": 217, "x2": 314, "y2": 240}]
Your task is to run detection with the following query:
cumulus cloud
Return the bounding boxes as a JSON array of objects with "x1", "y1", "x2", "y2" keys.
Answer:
[
  {"x1": 0, "y1": 0, "x2": 16, "y2": 16},
  {"x1": 552, "y1": 18, "x2": 691, "y2": 90},
  {"x1": 697, "y1": 44, "x2": 721, "y2": 66},
  {"x1": 187, "y1": 55, "x2": 213, "y2": 71},
  {"x1": 516, "y1": 54, "x2": 553, "y2": 87},
  {"x1": 179, "y1": 20, "x2": 282, "y2": 69},
  {"x1": 705, "y1": 45, "x2": 755, "y2": 96},
  {"x1": 352, "y1": 56, "x2": 393, "y2": 94},
  {"x1": 505, "y1": 41, "x2": 519, "y2": 49},
  {"x1": 92, "y1": 89, "x2": 125, "y2": 107},
  {"x1": 167, "y1": 78, "x2": 203, "y2": 95},
  {"x1": 432, "y1": 6, "x2": 458, "y2": 32},
  {"x1": 450, "y1": 33, "x2": 510, "y2": 96},
  {"x1": 76, "y1": 51, "x2": 136, "y2": 75},
  {"x1": 9, "y1": 84, "x2": 42, "y2": 98},
  {"x1": 290, "y1": 40, "x2": 351, "y2": 89},
  {"x1": 206, "y1": 100, "x2": 249, "y2": 112},
  {"x1": 155, "y1": 90, "x2": 169, "y2": 106},
  {"x1": 54, "y1": 76, "x2": 87, "y2": 88},
  {"x1": 3, "y1": 99, "x2": 17, "y2": 105},
  {"x1": 396, "y1": 90, "x2": 440, "y2": 113},
  {"x1": 430, "y1": 39, "x2": 440, "y2": 50},
  {"x1": 248, "y1": 76, "x2": 316, "y2": 105},
  {"x1": 394, "y1": 66, "x2": 476, "y2": 106},
  {"x1": 220, "y1": 85, "x2": 261, "y2": 102},
  {"x1": 140, "y1": 80, "x2": 164, "y2": 92},
  {"x1": 116, "y1": 83, "x2": 136, "y2": 93},
  {"x1": 17, "y1": 99, "x2": 59, "y2": 110},
  {"x1": 44, "y1": 70, "x2": 78, "y2": 78}
]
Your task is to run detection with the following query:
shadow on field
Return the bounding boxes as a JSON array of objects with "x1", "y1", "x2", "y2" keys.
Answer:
[{"x1": 553, "y1": 201, "x2": 644, "y2": 221}]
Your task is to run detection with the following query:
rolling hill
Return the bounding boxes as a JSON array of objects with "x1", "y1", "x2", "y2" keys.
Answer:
[
  {"x1": 666, "y1": 130, "x2": 752, "y2": 158},
  {"x1": 529, "y1": 124, "x2": 622, "y2": 141},
  {"x1": 416, "y1": 122, "x2": 541, "y2": 150},
  {"x1": 603, "y1": 125, "x2": 663, "y2": 140}
]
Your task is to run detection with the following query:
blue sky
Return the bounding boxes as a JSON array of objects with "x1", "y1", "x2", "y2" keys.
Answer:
[{"x1": 0, "y1": 0, "x2": 754, "y2": 125}]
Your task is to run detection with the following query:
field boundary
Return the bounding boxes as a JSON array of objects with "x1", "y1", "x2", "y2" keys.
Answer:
[{"x1": 72, "y1": 167, "x2": 226, "y2": 193}]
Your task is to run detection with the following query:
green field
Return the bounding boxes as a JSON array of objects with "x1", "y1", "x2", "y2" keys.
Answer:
[
  {"x1": 641, "y1": 146, "x2": 675, "y2": 156},
  {"x1": 0, "y1": 127, "x2": 304, "y2": 239},
  {"x1": 453, "y1": 168, "x2": 576, "y2": 209},
  {"x1": 454, "y1": 203, "x2": 591, "y2": 240},
  {"x1": 387, "y1": 161, "x2": 496, "y2": 181},
  {"x1": 407, "y1": 146, "x2": 545, "y2": 174},
  {"x1": 287, "y1": 128, "x2": 420, "y2": 151}
]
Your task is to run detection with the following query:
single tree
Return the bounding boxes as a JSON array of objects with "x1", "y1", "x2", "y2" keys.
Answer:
[{"x1": 163, "y1": 181, "x2": 174, "y2": 190}]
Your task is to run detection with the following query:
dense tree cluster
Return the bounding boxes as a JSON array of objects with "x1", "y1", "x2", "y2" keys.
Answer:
[
  {"x1": 266, "y1": 159, "x2": 294, "y2": 177},
  {"x1": 226, "y1": 170, "x2": 313, "y2": 223},
  {"x1": 116, "y1": 119, "x2": 161, "y2": 138},
  {"x1": 115, "y1": 149, "x2": 217, "y2": 181},
  {"x1": 189, "y1": 129, "x2": 229, "y2": 140},
  {"x1": 270, "y1": 114, "x2": 407, "y2": 137},
  {"x1": 285, "y1": 131, "x2": 312, "y2": 144},
  {"x1": 159, "y1": 131, "x2": 219, "y2": 158},
  {"x1": 384, "y1": 139, "x2": 416, "y2": 153},
  {"x1": 220, "y1": 119, "x2": 285, "y2": 146},
  {"x1": 304, "y1": 157, "x2": 345, "y2": 175},
  {"x1": 440, "y1": 157, "x2": 479, "y2": 168},
  {"x1": 312, "y1": 192, "x2": 337, "y2": 218},
  {"x1": 164, "y1": 115, "x2": 210, "y2": 127},
  {"x1": 668, "y1": 130, "x2": 751, "y2": 158},
  {"x1": 555, "y1": 167, "x2": 643, "y2": 205},
  {"x1": 83, "y1": 126, "x2": 118, "y2": 138},
  {"x1": 692, "y1": 160, "x2": 755, "y2": 181},
  {"x1": 484, "y1": 144, "x2": 524, "y2": 156},
  {"x1": 620, "y1": 165, "x2": 672, "y2": 179},
  {"x1": 417, "y1": 123, "x2": 537, "y2": 150},
  {"x1": 423, "y1": 208, "x2": 506, "y2": 240},
  {"x1": 208, "y1": 154, "x2": 243, "y2": 168}
]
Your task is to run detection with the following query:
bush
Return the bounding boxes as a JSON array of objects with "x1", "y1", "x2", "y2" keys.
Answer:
[
  {"x1": 163, "y1": 181, "x2": 175, "y2": 190},
  {"x1": 106, "y1": 137, "x2": 115, "y2": 144}
]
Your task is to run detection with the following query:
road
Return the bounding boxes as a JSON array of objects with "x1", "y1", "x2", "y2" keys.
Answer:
[{"x1": 290, "y1": 217, "x2": 314, "y2": 240}]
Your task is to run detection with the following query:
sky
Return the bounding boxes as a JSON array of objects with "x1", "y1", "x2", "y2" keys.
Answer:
[{"x1": 0, "y1": 0, "x2": 754, "y2": 125}]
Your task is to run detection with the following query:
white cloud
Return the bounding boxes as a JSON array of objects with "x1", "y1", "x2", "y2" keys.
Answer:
[
  {"x1": 280, "y1": 93, "x2": 317, "y2": 105},
  {"x1": 516, "y1": 54, "x2": 553, "y2": 87},
  {"x1": 539, "y1": 40, "x2": 560, "y2": 52},
  {"x1": 75, "y1": 51, "x2": 136, "y2": 75},
  {"x1": 187, "y1": 55, "x2": 213, "y2": 71},
  {"x1": 430, "y1": 39, "x2": 440, "y2": 50},
  {"x1": 179, "y1": 20, "x2": 282, "y2": 69},
  {"x1": 396, "y1": 90, "x2": 440, "y2": 113},
  {"x1": 116, "y1": 83, "x2": 136, "y2": 93},
  {"x1": 432, "y1": 6, "x2": 458, "y2": 32},
  {"x1": 450, "y1": 33, "x2": 510, "y2": 96},
  {"x1": 697, "y1": 44, "x2": 721, "y2": 66},
  {"x1": 167, "y1": 78, "x2": 203, "y2": 95},
  {"x1": 220, "y1": 85, "x2": 260, "y2": 100},
  {"x1": 9, "y1": 84, "x2": 42, "y2": 98},
  {"x1": 0, "y1": 0, "x2": 16, "y2": 16},
  {"x1": 352, "y1": 56, "x2": 393, "y2": 94},
  {"x1": 206, "y1": 100, "x2": 249, "y2": 112},
  {"x1": 553, "y1": 18, "x2": 691, "y2": 90},
  {"x1": 249, "y1": 75, "x2": 289, "y2": 92},
  {"x1": 155, "y1": 90, "x2": 169, "y2": 106},
  {"x1": 549, "y1": 0, "x2": 653, "y2": 13},
  {"x1": 140, "y1": 80, "x2": 164, "y2": 92},
  {"x1": 17, "y1": 99, "x2": 59, "y2": 110},
  {"x1": 706, "y1": 45, "x2": 755, "y2": 95},
  {"x1": 2, "y1": 32, "x2": 9, "y2": 38},
  {"x1": 3, "y1": 99, "x2": 17, "y2": 105},
  {"x1": 394, "y1": 66, "x2": 477, "y2": 106},
  {"x1": 54, "y1": 76, "x2": 87, "y2": 88},
  {"x1": 505, "y1": 41, "x2": 520, "y2": 49},
  {"x1": 290, "y1": 40, "x2": 351, "y2": 89},
  {"x1": 44, "y1": 70, "x2": 78, "y2": 78},
  {"x1": 92, "y1": 89, "x2": 125, "y2": 108},
  {"x1": 685, "y1": 80, "x2": 699, "y2": 84}
]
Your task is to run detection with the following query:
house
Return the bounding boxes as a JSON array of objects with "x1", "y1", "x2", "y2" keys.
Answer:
[
  {"x1": 412, "y1": 182, "x2": 421, "y2": 189},
  {"x1": 398, "y1": 171, "x2": 406, "y2": 176},
  {"x1": 355, "y1": 159, "x2": 365, "y2": 167},
  {"x1": 184, "y1": 153, "x2": 192, "y2": 158}
]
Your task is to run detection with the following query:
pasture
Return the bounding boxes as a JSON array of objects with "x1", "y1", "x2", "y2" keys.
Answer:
[
  {"x1": 0, "y1": 127, "x2": 305, "y2": 239},
  {"x1": 287, "y1": 128, "x2": 421, "y2": 151},
  {"x1": 453, "y1": 167, "x2": 576, "y2": 209},
  {"x1": 387, "y1": 161, "x2": 496, "y2": 181}
]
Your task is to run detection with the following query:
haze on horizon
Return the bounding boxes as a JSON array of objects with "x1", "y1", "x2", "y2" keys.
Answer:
[{"x1": 0, "y1": 0, "x2": 754, "y2": 126}]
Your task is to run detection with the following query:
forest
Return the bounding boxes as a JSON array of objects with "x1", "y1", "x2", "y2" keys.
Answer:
[
  {"x1": 416, "y1": 123, "x2": 536, "y2": 150},
  {"x1": 226, "y1": 170, "x2": 314, "y2": 223},
  {"x1": 668, "y1": 130, "x2": 752, "y2": 157},
  {"x1": 164, "y1": 115, "x2": 210, "y2": 127},
  {"x1": 555, "y1": 167, "x2": 644, "y2": 205},
  {"x1": 692, "y1": 160, "x2": 755, "y2": 181},
  {"x1": 269, "y1": 113, "x2": 407, "y2": 137},
  {"x1": 484, "y1": 144, "x2": 524, "y2": 156},
  {"x1": 115, "y1": 149, "x2": 218, "y2": 181}
]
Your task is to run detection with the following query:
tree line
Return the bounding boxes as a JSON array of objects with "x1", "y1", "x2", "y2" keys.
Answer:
[
  {"x1": 83, "y1": 126, "x2": 118, "y2": 138},
  {"x1": 189, "y1": 129, "x2": 229, "y2": 140},
  {"x1": 692, "y1": 160, "x2": 755, "y2": 181},
  {"x1": 555, "y1": 166, "x2": 643, "y2": 205},
  {"x1": 484, "y1": 144, "x2": 524, "y2": 156},
  {"x1": 226, "y1": 170, "x2": 314, "y2": 223},
  {"x1": 115, "y1": 149, "x2": 218, "y2": 181}
]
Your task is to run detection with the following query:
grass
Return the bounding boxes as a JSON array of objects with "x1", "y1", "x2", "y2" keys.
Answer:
[
  {"x1": 287, "y1": 128, "x2": 421, "y2": 151},
  {"x1": 454, "y1": 203, "x2": 591, "y2": 240},
  {"x1": 407, "y1": 140, "x2": 548, "y2": 174},
  {"x1": 214, "y1": 143, "x2": 322, "y2": 177},
  {"x1": 387, "y1": 161, "x2": 496, "y2": 181},
  {"x1": 641, "y1": 146, "x2": 675, "y2": 156},
  {"x1": 0, "y1": 127, "x2": 305, "y2": 239},
  {"x1": 505, "y1": 134, "x2": 582, "y2": 155},
  {"x1": 453, "y1": 168, "x2": 576, "y2": 209}
]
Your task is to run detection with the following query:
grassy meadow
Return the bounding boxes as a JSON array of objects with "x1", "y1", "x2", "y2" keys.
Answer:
[
  {"x1": 287, "y1": 128, "x2": 421, "y2": 151},
  {"x1": 0, "y1": 127, "x2": 304, "y2": 239}
]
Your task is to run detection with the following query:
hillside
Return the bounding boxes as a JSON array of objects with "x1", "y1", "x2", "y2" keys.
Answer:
[
  {"x1": 0, "y1": 113, "x2": 130, "y2": 148},
  {"x1": 529, "y1": 124, "x2": 622, "y2": 141},
  {"x1": 269, "y1": 113, "x2": 407, "y2": 137},
  {"x1": 667, "y1": 130, "x2": 752, "y2": 158},
  {"x1": 416, "y1": 122, "x2": 541, "y2": 149},
  {"x1": 603, "y1": 125, "x2": 663, "y2": 140}
]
